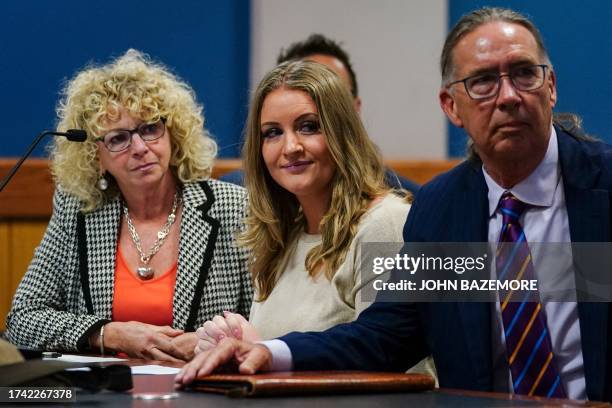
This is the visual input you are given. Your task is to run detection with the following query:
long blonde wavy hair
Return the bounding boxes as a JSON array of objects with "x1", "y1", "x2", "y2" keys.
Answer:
[
  {"x1": 241, "y1": 60, "x2": 394, "y2": 300},
  {"x1": 51, "y1": 49, "x2": 217, "y2": 212}
]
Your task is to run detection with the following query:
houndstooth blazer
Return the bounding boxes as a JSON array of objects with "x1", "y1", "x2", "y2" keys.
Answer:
[{"x1": 6, "y1": 179, "x2": 252, "y2": 352}]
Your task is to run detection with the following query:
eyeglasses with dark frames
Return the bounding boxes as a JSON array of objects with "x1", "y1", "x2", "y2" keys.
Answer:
[
  {"x1": 447, "y1": 64, "x2": 548, "y2": 100},
  {"x1": 95, "y1": 119, "x2": 166, "y2": 152}
]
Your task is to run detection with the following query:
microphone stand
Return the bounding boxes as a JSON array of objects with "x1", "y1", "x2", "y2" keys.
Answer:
[{"x1": 0, "y1": 130, "x2": 86, "y2": 192}]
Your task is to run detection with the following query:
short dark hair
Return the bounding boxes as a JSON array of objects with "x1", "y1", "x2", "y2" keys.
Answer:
[{"x1": 277, "y1": 33, "x2": 359, "y2": 97}]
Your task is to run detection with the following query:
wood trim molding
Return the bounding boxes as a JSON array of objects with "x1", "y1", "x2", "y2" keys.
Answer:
[
  {"x1": 0, "y1": 158, "x2": 462, "y2": 218},
  {"x1": 384, "y1": 159, "x2": 460, "y2": 185},
  {"x1": 0, "y1": 159, "x2": 55, "y2": 218}
]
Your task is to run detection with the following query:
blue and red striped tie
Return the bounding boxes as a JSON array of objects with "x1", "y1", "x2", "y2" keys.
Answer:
[{"x1": 496, "y1": 192, "x2": 566, "y2": 398}]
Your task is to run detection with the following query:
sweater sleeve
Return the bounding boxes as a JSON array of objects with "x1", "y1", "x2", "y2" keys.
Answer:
[{"x1": 352, "y1": 196, "x2": 411, "y2": 316}]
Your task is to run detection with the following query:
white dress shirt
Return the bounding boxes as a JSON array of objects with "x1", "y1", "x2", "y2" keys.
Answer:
[{"x1": 484, "y1": 127, "x2": 586, "y2": 399}]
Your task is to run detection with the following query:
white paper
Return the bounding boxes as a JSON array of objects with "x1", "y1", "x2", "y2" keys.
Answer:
[
  {"x1": 45, "y1": 354, "x2": 128, "y2": 363},
  {"x1": 130, "y1": 365, "x2": 181, "y2": 375}
]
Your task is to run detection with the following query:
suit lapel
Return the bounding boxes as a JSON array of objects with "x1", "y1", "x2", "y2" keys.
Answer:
[
  {"x1": 558, "y1": 130, "x2": 610, "y2": 400},
  {"x1": 565, "y1": 187, "x2": 609, "y2": 400},
  {"x1": 561, "y1": 134, "x2": 608, "y2": 243},
  {"x1": 79, "y1": 183, "x2": 219, "y2": 330},
  {"x1": 84, "y1": 198, "x2": 121, "y2": 318},
  {"x1": 455, "y1": 164, "x2": 494, "y2": 389},
  {"x1": 459, "y1": 163, "x2": 489, "y2": 242},
  {"x1": 173, "y1": 182, "x2": 218, "y2": 330}
]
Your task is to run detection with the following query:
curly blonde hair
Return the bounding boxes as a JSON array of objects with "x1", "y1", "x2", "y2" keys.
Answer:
[
  {"x1": 51, "y1": 49, "x2": 217, "y2": 211},
  {"x1": 241, "y1": 60, "x2": 397, "y2": 300}
]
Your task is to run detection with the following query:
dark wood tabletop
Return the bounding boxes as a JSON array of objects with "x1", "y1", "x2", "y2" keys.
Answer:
[{"x1": 55, "y1": 356, "x2": 610, "y2": 407}]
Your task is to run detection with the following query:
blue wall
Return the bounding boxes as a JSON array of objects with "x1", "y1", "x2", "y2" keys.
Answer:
[
  {"x1": 3, "y1": 2, "x2": 609, "y2": 160},
  {"x1": 448, "y1": 1, "x2": 612, "y2": 157},
  {"x1": 0, "y1": 0, "x2": 249, "y2": 158}
]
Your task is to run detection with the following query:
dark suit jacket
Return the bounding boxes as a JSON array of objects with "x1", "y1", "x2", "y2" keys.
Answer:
[{"x1": 282, "y1": 128, "x2": 612, "y2": 401}]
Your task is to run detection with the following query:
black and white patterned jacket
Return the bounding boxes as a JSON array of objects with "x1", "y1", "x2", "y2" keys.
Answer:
[{"x1": 6, "y1": 179, "x2": 252, "y2": 352}]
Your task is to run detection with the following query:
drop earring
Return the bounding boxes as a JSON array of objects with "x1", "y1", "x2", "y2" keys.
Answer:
[{"x1": 97, "y1": 173, "x2": 108, "y2": 191}]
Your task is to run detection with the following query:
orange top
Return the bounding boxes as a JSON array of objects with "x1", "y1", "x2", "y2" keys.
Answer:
[{"x1": 112, "y1": 247, "x2": 177, "y2": 326}]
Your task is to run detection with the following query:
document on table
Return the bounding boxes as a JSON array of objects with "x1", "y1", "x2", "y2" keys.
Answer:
[
  {"x1": 43, "y1": 354, "x2": 181, "y2": 374},
  {"x1": 45, "y1": 354, "x2": 127, "y2": 363},
  {"x1": 130, "y1": 365, "x2": 181, "y2": 375},
  {"x1": 65, "y1": 365, "x2": 181, "y2": 375}
]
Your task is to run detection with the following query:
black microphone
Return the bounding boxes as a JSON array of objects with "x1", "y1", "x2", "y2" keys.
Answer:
[
  {"x1": 0, "y1": 129, "x2": 87, "y2": 192},
  {"x1": 64, "y1": 129, "x2": 87, "y2": 142}
]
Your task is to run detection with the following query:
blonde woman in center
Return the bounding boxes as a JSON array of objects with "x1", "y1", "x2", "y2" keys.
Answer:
[{"x1": 186, "y1": 61, "x2": 429, "y2": 375}]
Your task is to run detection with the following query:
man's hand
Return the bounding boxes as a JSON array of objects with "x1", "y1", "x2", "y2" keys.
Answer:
[{"x1": 174, "y1": 338, "x2": 272, "y2": 387}]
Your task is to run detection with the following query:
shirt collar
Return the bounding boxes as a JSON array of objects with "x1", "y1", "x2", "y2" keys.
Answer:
[{"x1": 483, "y1": 126, "x2": 560, "y2": 217}]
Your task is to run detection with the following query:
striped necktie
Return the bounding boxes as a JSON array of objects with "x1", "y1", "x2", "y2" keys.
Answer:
[{"x1": 496, "y1": 192, "x2": 566, "y2": 398}]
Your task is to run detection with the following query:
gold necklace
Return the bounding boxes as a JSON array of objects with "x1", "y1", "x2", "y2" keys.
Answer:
[{"x1": 123, "y1": 192, "x2": 180, "y2": 280}]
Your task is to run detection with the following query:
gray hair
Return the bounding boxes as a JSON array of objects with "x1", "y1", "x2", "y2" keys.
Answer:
[{"x1": 441, "y1": 7, "x2": 551, "y2": 86}]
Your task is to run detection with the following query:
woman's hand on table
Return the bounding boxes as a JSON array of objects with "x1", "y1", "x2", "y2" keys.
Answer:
[
  {"x1": 94, "y1": 321, "x2": 184, "y2": 362},
  {"x1": 168, "y1": 332, "x2": 199, "y2": 361},
  {"x1": 193, "y1": 311, "x2": 261, "y2": 355}
]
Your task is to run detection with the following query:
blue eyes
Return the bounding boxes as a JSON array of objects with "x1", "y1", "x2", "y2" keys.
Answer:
[
  {"x1": 262, "y1": 128, "x2": 283, "y2": 139},
  {"x1": 262, "y1": 120, "x2": 321, "y2": 139},
  {"x1": 299, "y1": 121, "x2": 320, "y2": 134}
]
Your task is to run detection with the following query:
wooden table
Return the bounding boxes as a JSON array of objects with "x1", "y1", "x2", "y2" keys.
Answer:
[{"x1": 61, "y1": 357, "x2": 610, "y2": 407}]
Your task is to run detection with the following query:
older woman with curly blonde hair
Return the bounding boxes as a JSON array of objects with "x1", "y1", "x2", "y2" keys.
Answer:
[
  {"x1": 6, "y1": 49, "x2": 252, "y2": 362},
  {"x1": 176, "y1": 61, "x2": 439, "y2": 385}
]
